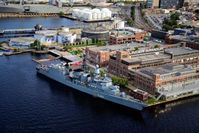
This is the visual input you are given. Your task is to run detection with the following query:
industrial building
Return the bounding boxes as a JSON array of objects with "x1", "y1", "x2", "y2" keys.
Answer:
[
  {"x1": 184, "y1": 0, "x2": 199, "y2": 5},
  {"x1": 108, "y1": 50, "x2": 171, "y2": 78},
  {"x1": 108, "y1": 47, "x2": 199, "y2": 87},
  {"x1": 109, "y1": 27, "x2": 147, "y2": 45},
  {"x1": 34, "y1": 27, "x2": 77, "y2": 45},
  {"x1": 146, "y1": 0, "x2": 160, "y2": 8},
  {"x1": 147, "y1": 0, "x2": 184, "y2": 9},
  {"x1": 85, "y1": 41, "x2": 163, "y2": 67},
  {"x1": 165, "y1": 28, "x2": 199, "y2": 50},
  {"x1": 72, "y1": 8, "x2": 112, "y2": 21},
  {"x1": 9, "y1": 37, "x2": 36, "y2": 48},
  {"x1": 110, "y1": 0, "x2": 146, "y2": 2},
  {"x1": 134, "y1": 64, "x2": 199, "y2": 99}
]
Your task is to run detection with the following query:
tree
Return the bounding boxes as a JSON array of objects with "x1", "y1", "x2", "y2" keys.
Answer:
[
  {"x1": 41, "y1": 45, "x2": 47, "y2": 50},
  {"x1": 134, "y1": 47, "x2": 139, "y2": 51},
  {"x1": 92, "y1": 38, "x2": 96, "y2": 44},
  {"x1": 162, "y1": 12, "x2": 182, "y2": 31},
  {"x1": 13, "y1": 48, "x2": 20, "y2": 52},
  {"x1": 63, "y1": 45, "x2": 72, "y2": 51},
  {"x1": 131, "y1": 6, "x2": 135, "y2": 21},
  {"x1": 112, "y1": 76, "x2": 128, "y2": 87},
  {"x1": 154, "y1": 44, "x2": 160, "y2": 48},
  {"x1": 170, "y1": 12, "x2": 180, "y2": 21},
  {"x1": 127, "y1": 18, "x2": 134, "y2": 26},
  {"x1": 58, "y1": 11, "x2": 65, "y2": 16},
  {"x1": 31, "y1": 40, "x2": 41, "y2": 50},
  {"x1": 100, "y1": 69, "x2": 106, "y2": 77}
]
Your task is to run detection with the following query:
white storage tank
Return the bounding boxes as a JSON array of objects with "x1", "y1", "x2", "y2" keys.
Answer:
[
  {"x1": 72, "y1": 9, "x2": 80, "y2": 18},
  {"x1": 92, "y1": 8, "x2": 101, "y2": 20},
  {"x1": 101, "y1": 11, "x2": 106, "y2": 19},
  {"x1": 116, "y1": 21, "x2": 125, "y2": 29},
  {"x1": 92, "y1": 8, "x2": 101, "y2": 13},
  {"x1": 92, "y1": 12, "x2": 98, "y2": 20},
  {"x1": 84, "y1": 12, "x2": 92, "y2": 20},
  {"x1": 82, "y1": 8, "x2": 90, "y2": 12},
  {"x1": 96, "y1": 12, "x2": 101, "y2": 20},
  {"x1": 78, "y1": 11, "x2": 84, "y2": 20},
  {"x1": 101, "y1": 8, "x2": 112, "y2": 19},
  {"x1": 106, "y1": 10, "x2": 112, "y2": 18}
]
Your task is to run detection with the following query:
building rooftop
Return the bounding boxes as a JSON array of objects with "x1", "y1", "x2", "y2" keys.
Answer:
[
  {"x1": 121, "y1": 27, "x2": 145, "y2": 33},
  {"x1": 158, "y1": 80, "x2": 199, "y2": 97},
  {"x1": 10, "y1": 37, "x2": 35, "y2": 43},
  {"x1": 49, "y1": 50, "x2": 82, "y2": 62},
  {"x1": 138, "y1": 64, "x2": 196, "y2": 78},
  {"x1": 164, "y1": 47, "x2": 199, "y2": 56},
  {"x1": 35, "y1": 30, "x2": 57, "y2": 36},
  {"x1": 62, "y1": 54, "x2": 82, "y2": 62},
  {"x1": 87, "y1": 41, "x2": 163, "y2": 53},
  {"x1": 122, "y1": 52, "x2": 171, "y2": 65},
  {"x1": 110, "y1": 30, "x2": 134, "y2": 37},
  {"x1": 110, "y1": 27, "x2": 145, "y2": 37}
]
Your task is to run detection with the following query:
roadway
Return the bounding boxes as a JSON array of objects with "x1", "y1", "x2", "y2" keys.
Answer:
[{"x1": 133, "y1": 4, "x2": 152, "y2": 31}]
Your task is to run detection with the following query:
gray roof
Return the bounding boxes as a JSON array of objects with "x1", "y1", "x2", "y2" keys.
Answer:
[
  {"x1": 164, "y1": 47, "x2": 199, "y2": 56},
  {"x1": 122, "y1": 52, "x2": 170, "y2": 64},
  {"x1": 139, "y1": 64, "x2": 196, "y2": 77},
  {"x1": 88, "y1": 41, "x2": 162, "y2": 52}
]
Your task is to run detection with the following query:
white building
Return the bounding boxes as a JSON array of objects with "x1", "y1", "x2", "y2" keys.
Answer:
[
  {"x1": 9, "y1": 37, "x2": 36, "y2": 48},
  {"x1": 57, "y1": 32, "x2": 77, "y2": 44},
  {"x1": 34, "y1": 28, "x2": 77, "y2": 45},
  {"x1": 72, "y1": 8, "x2": 112, "y2": 21},
  {"x1": 34, "y1": 30, "x2": 57, "y2": 44}
]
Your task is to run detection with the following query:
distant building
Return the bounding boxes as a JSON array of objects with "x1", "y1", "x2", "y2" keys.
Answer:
[
  {"x1": 9, "y1": 37, "x2": 36, "y2": 48},
  {"x1": 85, "y1": 41, "x2": 163, "y2": 67},
  {"x1": 147, "y1": 0, "x2": 160, "y2": 8},
  {"x1": 165, "y1": 28, "x2": 199, "y2": 50},
  {"x1": 134, "y1": 64, "x2": 199, "y2": 98},
  {"x1": 108, "y1": 50, "x2": 171, "y2": 79},
  {"x1": 109, "y1": 27, "x2": 147, "y2": 45},
  {"x1": 108, "y1": 47, "x2": 199, "y2": 87},
  {"x1": 147, "y1": 0, "x2": 184, "y2": 9},
  {"x1": 184, "y1": 0, "x2": 199, "y2": 5},
  {"x1": 110, "y1": 0, "x2": 146, "y2": 2},
  {"x1": 34, "y1": 28, "x2": 77, "y2": 45},
  {"x1": 34, "y1": 30, "x2": 57, "y2": 44},
  {"x1": 159, "y1": 0, "x2": 184, "y2": 9},
  {"x1": 57, "y1": 32, "x2": 77, "y2": 44},
  {"x1": 130, "y1": 89, "x2": 149, "y2": 101},
  {"x1": 85, "y1": 43, "x2": 144, "y2": 67}
]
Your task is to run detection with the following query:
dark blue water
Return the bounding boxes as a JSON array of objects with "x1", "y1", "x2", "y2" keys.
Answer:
[
  {"x1": 0, "y1": 54, "x2": 199, "y2": 133},
  {"x1": 0, "y1": 17, "x2": 81, "y2": 29}
]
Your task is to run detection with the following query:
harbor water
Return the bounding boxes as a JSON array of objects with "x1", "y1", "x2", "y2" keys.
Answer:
[
  {"x1": 0, "y1": 17, "x2": 82, "y2": 29},
  {"x1": 0, "y1": 18, "x2": 199, "y2": 133}
]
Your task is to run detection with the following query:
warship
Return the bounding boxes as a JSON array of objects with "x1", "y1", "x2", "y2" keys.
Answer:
[{"x1": 36, "y1": 59, "x2": 147, "y2": 111}]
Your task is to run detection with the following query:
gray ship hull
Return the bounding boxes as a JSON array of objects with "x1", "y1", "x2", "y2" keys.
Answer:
[{"x1": 37, "y1": 68, "x2": 147, "y2": 111}]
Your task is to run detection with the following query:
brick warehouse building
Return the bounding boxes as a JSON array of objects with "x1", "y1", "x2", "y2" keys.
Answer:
[
  {"x1": 134, "y1": 64, "x2": 199, "y2": 98},
  {"x1": 108, "y1": 47, "x2": 199, "y2": 82},
  {"x1": 109, "y1": 27, "x2": 147, "y2": 45}
]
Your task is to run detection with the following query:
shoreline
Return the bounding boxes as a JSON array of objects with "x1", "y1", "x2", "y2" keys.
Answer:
[
  {"x1": 3, "y1": 49, "x2": 48, "y2": 56},
  {"x1": 1, "y1": 49, "x2": 199, "y2": 110},
  {"x1": 0, "y1": 13, "x2": 58, "y2": 18}
]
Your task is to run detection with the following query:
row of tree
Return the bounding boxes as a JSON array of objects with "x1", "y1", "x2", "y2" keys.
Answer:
[
  {"x1": 127, "y1": 5, "x2": 136, "y2": 26},
  {"x1": 111, "y1": 76, "x2": 128, "y2": 87},
  {"x1": 63, "y1": 39, "x2": 105, "y2": 51},
  {"x1": 162, "y1": 12, "x2": 184, "y2": 31}
]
